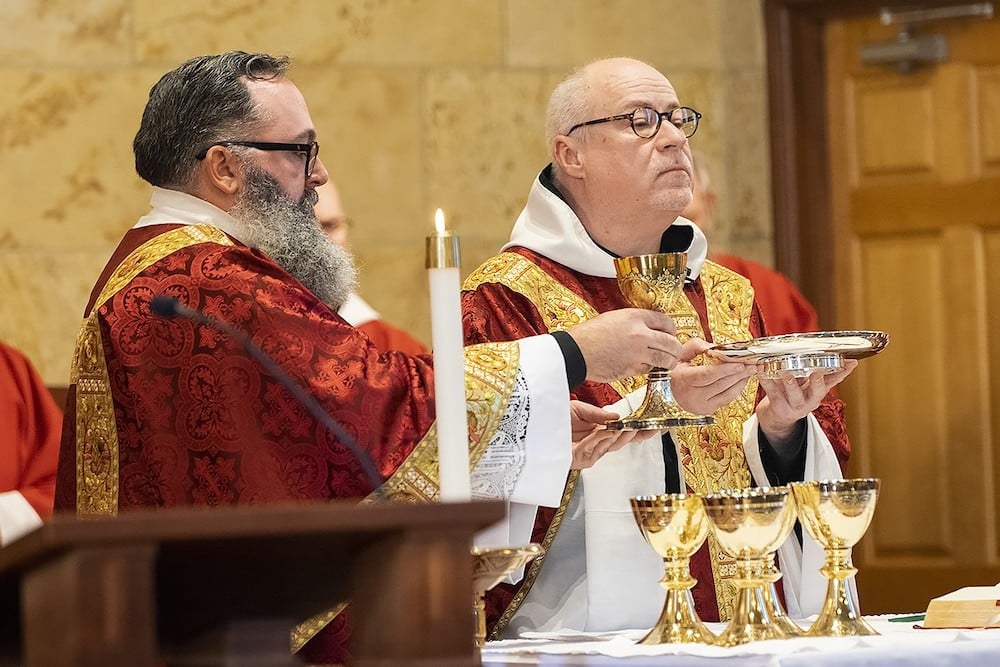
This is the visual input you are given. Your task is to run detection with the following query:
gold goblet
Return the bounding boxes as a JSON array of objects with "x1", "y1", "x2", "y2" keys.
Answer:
[
  {"x1": 606, "y1": 252, "x2": 714, "y2": 430},
  {"x1": 630, "y1": 494, "x2": 716, "y2": 644},
  {"x1": 471, "y1": 544, "x2": 544, "y2": 648},
  {"x1": 790, "y1": 478, "x2": 880, "y2": 637},
  {"x1": 702, "y1": 487, "x2": 798, "y2": 646}
]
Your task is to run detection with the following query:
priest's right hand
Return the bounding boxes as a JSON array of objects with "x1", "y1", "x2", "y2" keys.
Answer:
[
  {"x1": 567, "y1": 309, "x2": 683, "y2": 383},
  {"x1": 569, "y1": 400, "x2": 659, "y2": 469}
]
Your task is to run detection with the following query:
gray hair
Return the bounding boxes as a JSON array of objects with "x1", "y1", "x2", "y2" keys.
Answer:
[
  {"x1": 545, "y1": 65, "x2": 593, "y2": 186},
  {"x1": 545, "y1": 65, "x2": 593, "y2": 148},
  {"x1": 133, "y1": 51, "x2": 290, "y2": 189}
]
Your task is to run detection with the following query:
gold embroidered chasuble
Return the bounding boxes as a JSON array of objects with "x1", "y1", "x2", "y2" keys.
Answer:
[
  {"x1": 463, "y1": 250, "x2": 760, "y2": 622},
  {"x1": 63, "y1": 223, "x2": 525, "y2": 653}
]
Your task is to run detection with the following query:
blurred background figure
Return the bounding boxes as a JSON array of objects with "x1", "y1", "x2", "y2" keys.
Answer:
[
  {"x1": 0, "y1": 340, "x2": 61, "y2": 545},
  {"x1": 314, "y1": 181, "x2": 428, "y2": 355},
  {"x1": 683, "y1": 153, "x2": 819, "y2": 336}
]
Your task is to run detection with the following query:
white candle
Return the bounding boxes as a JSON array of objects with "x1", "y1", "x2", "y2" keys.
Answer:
[{"x1": 426, "y1": 208, "x2": 472, "y2": 502}]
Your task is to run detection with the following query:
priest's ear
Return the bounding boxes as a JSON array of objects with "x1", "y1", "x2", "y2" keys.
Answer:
[
  {"x1": 198, "y1": 144, "x2": 244, "y2": 198},
  {"x1": 552, "y1": 135, "x2": 586, "y2": 180}
]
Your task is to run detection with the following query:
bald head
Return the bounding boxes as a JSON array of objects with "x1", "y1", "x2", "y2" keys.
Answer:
[
  {"x1": 314, "y1": 181, "x2": 351, "y2": 248},
  {"x1": 546, "y1": 57, "x2": 665, "y2": 145}
]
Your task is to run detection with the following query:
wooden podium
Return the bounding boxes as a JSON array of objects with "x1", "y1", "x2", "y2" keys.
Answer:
[{"x1": 0, "y1": 500, "x2": 505, "y2": 667}]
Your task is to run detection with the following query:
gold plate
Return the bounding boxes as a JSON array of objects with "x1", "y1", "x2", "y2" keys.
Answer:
[{"x1": 708, "y1": 330, "x2": 889, "y2": 362}]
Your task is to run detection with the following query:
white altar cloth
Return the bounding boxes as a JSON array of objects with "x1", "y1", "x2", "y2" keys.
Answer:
[{"x1": 481, "y1": 616, "x2": 1000, "y2": 666}]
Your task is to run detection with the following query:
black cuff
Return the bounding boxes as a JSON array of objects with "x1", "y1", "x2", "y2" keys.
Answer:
[
  {"x1": 551, "y1": 330, "x2": 587, "y2": 390},
  {"x1": 758, "y1": 419, "x2": 808, "y2": 486}
]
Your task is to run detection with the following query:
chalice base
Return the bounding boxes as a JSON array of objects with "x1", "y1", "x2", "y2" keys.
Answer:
[
  {"x1": 639, "y1": 589, "x2": 716, "y2": 645},
  {"x1": 806, "y1": 577, "x2": 879, "y2": 637},
  {"x1": 764, "y1": 583, "x2": 803, "y2": 637},
  {"x1": 758, "y1": 353, "x2": 843, "y2": 379},
  {"x1": 715, "y1": 584, "x2": 793, "y2": 647},
  {"x1": 606, "y1": 370, "x2": 713, "y2": 431}
]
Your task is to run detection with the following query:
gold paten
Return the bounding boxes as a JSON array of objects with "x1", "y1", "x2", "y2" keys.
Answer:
[
  {"x1": 472, "y1": 544, "x2": 544, "y2": 648},
  {"x1": 790, "y1": 479, "x2": 881, "y2": 637},
  {"x1": 630, "y1": 494, "x2": 716, "y2": 644},
  {"x1": 703, "y1": 487, "x2": 799, "y2": 646}
]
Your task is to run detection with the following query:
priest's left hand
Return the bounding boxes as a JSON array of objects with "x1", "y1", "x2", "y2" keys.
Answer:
[
  {"x1": 569, "y1": 400, "x2": 659, "y2": 469},
  {"x1": 755, "y1": 360, "x2": 858, "y2": 448}
]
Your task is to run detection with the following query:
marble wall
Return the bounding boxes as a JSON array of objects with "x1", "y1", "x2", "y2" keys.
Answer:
[{"x1": 0, "y1": 0, "x2": 773, "y2": 383}]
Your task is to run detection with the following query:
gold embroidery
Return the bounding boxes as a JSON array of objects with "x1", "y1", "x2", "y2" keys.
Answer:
[
  {"x1": 464, "y1": 253, "x2": 645, "y2": 398},
  {"x1": 72, "y1": 224, "x2": 235, "y2": 516},
  {"x1": 466, "y1": 253, "x2": 759, "y2": 621},
  {"x1": 95, "y1": 225, "x2": 234, "y2": 309},
  {"x1": 290, "y1": 602, "x2": 349, "y2": 654},
  {"x1": 72, "y1": 315, "x2": 119, "y2": 516},
  {"x1": 375, "y1": 342, "x2": 520, "y2": 502}
]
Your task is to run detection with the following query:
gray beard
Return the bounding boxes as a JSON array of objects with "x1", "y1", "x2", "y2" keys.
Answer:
[{"x1": 230, "y1": 165, "x2": 357, "y2": 311}]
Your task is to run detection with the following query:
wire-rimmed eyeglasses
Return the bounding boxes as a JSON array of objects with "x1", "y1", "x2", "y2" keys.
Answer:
[
  {"x1": 566, "y1": 106, "x2": 702, "y2": 139},
  {"x1": 195, "y1": 140, "x2": 320, "y2": 178}
]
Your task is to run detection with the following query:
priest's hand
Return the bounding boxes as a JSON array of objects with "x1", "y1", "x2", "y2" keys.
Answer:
[
  {"x1": 568, "y1": 309, "x2": 684, "y2": 383},
  {"x1": 570, "y1": 400, "x2": 659, "y2": 469},
  {"x1": 755, "y1": 360, "x2": 857, "y2": 450},
  {"x1": 670, "y1": 339, "x2": 757, "y2": 415}
]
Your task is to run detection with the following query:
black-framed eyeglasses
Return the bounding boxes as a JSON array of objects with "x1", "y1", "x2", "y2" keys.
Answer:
[
  {"x1": 195, "y1": 140, "x2": 320, "y2": 178},
  {"x1": 566, "y1": 106, "x2": 701, "y2": 139}
]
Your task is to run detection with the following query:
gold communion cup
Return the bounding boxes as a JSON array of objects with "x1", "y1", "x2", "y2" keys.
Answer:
[
  {"x1": 702, "y1": 487, "x2": 798, "y2": 647},
  {"x1": 606, "y1": 253, "x2": 714, "y2": 431},
  {"x1": 471, "y1": 544, "x2": 544, "y2": 648},
  {"x1": 790, "y1": 478, "x2": 880, "y2": 637},
  {"x1": 630, "y1": 494, "x2": 716, "y2": 644}
]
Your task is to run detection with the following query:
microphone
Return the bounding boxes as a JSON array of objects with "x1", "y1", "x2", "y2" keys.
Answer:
[{"x1": 150, "y1": 295, "x2": 384, "y2": 497}]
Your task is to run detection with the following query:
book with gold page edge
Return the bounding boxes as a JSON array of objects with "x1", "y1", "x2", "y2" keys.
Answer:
[
  {"x1": 707, "y1": 330, "x2": 889, "y2": 378},
  {"x1": 922, "y1": 585, "x2": 1000, "y2": 629}
]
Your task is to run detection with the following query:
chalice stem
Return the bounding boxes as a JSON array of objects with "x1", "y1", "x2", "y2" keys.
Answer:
[
  {"x1": 473, "y1": 593, "x2": 487, "y2": 648},
  {"x1": 807, "y1": 548, "x2": 878, "y2": 636}
]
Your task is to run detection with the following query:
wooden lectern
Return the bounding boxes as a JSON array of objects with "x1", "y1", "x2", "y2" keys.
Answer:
[{"x1": 0, "y1": 500, "x2": 504, "y2": 667}]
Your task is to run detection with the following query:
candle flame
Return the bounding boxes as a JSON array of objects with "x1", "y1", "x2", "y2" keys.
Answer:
[{"x1": 435, "y1": 208, "x2": 446, "y2": 234}]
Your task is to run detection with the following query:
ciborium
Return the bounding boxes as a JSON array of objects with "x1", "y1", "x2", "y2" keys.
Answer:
[
  {"x1": 702, "y1": 487, "x2": 798, "y2": 646},
  {"x1": 606, "y1": 253, "x2": 714, "y2": 430},
  {"x1": 471, "y1": 544, "x2": 544, "y2": 648},
  {"x1": 630, "y1": 494, "x2": 716, "y2": 644},
  {"x1": 790, "y1": 478, "x2": 880, "y2": 637}
]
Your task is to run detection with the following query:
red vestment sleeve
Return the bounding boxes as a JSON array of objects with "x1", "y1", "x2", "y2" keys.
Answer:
[{"x1": 0, "y1": 341, "x2": 62, "y2": 518}]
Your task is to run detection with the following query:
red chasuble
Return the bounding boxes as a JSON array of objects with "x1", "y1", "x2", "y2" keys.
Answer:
[
  {"x1": 56, "y1": 223, "x2": 520, "y2": 664},
  {"x1": 462, "y1": 247, "x2": 851, "y2": 635},
  {"x1": 0, "y1": 341, "x2": 62, "y2": 519}
]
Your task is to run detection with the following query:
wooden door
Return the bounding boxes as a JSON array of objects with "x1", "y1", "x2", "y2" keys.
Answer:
[{"x1": 826, "y1": 13, "x2": 1000, "y2": 613}]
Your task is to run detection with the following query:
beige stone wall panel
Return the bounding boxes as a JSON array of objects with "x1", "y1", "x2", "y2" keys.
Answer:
[
  {"x1": 0, "y1": 0, "x2": 131, "y2": 65},
  {"x1": 134, "y1": 0, "x2": 503, "y2": 66}
]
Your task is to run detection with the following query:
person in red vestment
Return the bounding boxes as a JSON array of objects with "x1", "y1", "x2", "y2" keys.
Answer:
[
  {"x1": 0, "y1": 340, "x2": 62, "y2": 545},
  {"x1": 462, "y1": 57, "x2": 858, "y2": 638},
  {"x1": 313, "y1": 180, "x2": 428, "y2": 355},
  {"x1": 682, "y1": 152, "x2": 820, "y2": 335},
  {"x1": 54, "y1": 51, "x2": 696, "y2": 665}
]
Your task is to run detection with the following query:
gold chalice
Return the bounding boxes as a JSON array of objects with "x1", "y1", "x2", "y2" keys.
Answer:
[
  {"x1": 790, "y1": 478, "x2": 880, "y2": 637},
  {"x1": 606, "y1": 253, "x2": 714, "y2": 430},
  {"x1": 630, "y1": 494, "x2": 715, "y2": 644},
  {"x1": 702, "y1": 487, "x2": 798, "y2": 646},
  {"x1": 471, "y1": 544, "x2": 544, "y2": 648}
]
